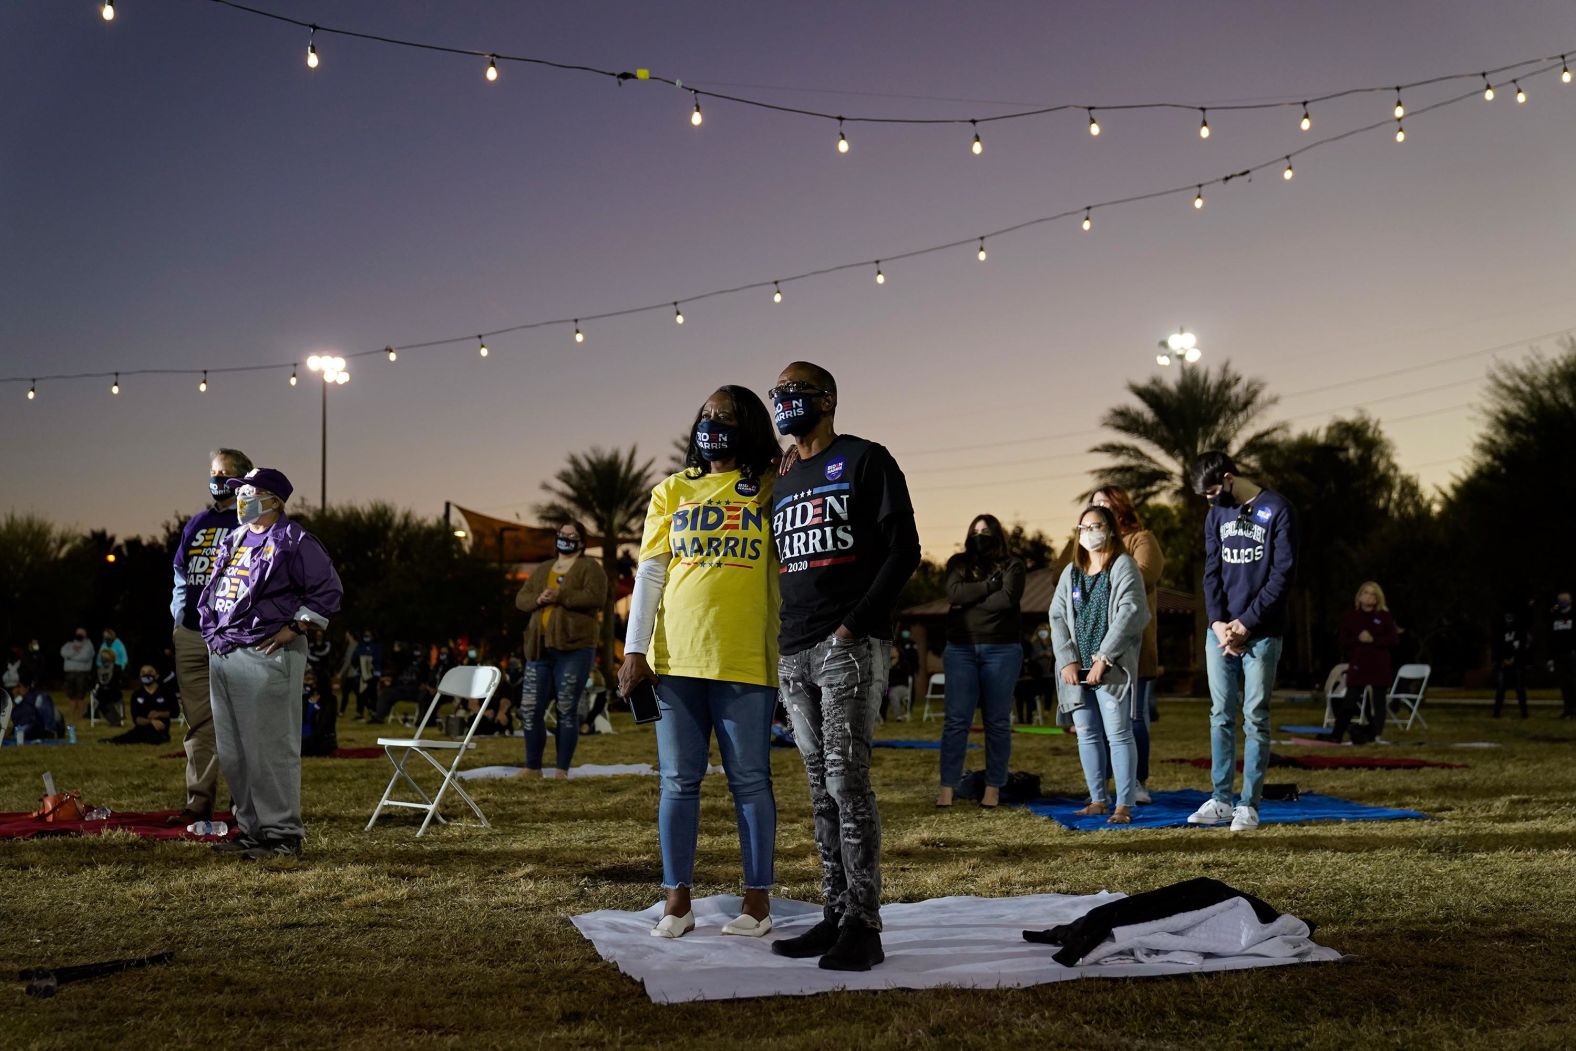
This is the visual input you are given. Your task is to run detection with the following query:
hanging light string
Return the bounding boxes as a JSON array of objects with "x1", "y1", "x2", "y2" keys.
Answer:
[
  {"x1": 180, "y1": 2, "x2": 1568, "y2": 137},
  {"x1": 6, "y1": 59, "x2": 1566, "y2": 393}
]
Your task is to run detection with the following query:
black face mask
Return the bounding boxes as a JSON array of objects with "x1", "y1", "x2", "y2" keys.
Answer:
[
  {"x1": 966, "y1": 532, "x2": 999, "y2": 557},
  {"x1": 556, "y1": 536, "x2": 581, "y2": 554},
  {"x1": 695, "y1": 419, "x2": 735, "y2": 461},
  {"x1": 1211, "y1": 482, "x2": 1239, "y2": 509},
  {"x1": 209, "y1": 476, "x2": 232, "y2": 500},
  {"x1": 773, "y1": 395, "x2": 823, "y2": 437}
]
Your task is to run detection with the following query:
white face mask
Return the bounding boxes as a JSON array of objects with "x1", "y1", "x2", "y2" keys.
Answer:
[{"x1": 1079, "y1": 529, "x2": 1108, "y2": 552}]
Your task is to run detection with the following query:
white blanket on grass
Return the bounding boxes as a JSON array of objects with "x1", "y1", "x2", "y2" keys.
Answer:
[
  {"x1": 458, "y1": 763, "x2": 722, "y2": 782},
  {"x1": 571, "y1": 892, "x2": 1341, "y2": 1003}
]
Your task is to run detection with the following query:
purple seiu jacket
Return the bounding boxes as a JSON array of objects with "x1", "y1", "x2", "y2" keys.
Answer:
[{"x1": 197, "y1": 516, "x2": 343, "y2": 654}]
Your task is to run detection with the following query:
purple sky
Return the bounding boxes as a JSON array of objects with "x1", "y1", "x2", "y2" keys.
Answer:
[{"x1": 5, "y1": 1, "x2": 1575, "y2": 557}]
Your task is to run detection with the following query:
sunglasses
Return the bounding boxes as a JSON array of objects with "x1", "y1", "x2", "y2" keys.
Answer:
[{"x1": 768, "y1": 382, "x2": 827, "y2": 400}]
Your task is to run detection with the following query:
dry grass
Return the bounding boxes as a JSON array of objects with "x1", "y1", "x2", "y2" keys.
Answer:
[{"x1": 2, "y1": 698, "x2": 1574, "y2": 1050}]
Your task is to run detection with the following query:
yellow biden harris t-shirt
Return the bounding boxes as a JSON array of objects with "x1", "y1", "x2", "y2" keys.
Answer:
[{"x1": 638, "y1": 468, "x2": 779, "y2": 688}]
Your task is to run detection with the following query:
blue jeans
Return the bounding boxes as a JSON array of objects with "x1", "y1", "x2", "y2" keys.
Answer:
[
  {"x1": 654, "y1": 676, "x2": 777, "y2": 890},
  {"x1": 1204, "y1": 635, "x2": 1283, "y2": 808},
  {"x1": 521, "y1": 647, "x2": 594, "y2": 771},
  {"x1": 1073, "y1": 686, "x2": 1136, "y2": 806},
  {"x1": 939, "y1": 643, "x2": 1023, "y2": 788},
  {"x1": 1098, "y1": 677, "x2": 1152, "y2": 788}
]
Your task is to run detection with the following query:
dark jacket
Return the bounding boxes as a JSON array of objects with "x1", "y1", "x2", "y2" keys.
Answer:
[
  {"x1": 944, "y1": 556, "x2": 1027, "y2": 645},
  {"x1": 1339, "y1": 608, "x2": 1399, "y2": 690}
]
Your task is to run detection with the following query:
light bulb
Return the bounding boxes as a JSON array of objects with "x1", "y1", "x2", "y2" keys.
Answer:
[
  {"x1": 1482, "y1": 76, "x2": 1495, "y2": 101},
  {"x1": 1300, "y1": 104, "x2": 1311, "y2": 131},
  {"x1": 335, "y1": 371, "x2": 348, "y2": 384},
  {"x1": 1156, "y1": 354, "x2": 1170, "y2": 366},
  {"x1": 1282, "y1": 157, "x2": 1294, "y2": 180},
  {"x1": 486, "y1": 57, "x2": 498, "y2": 82},
  {"x1": 307, "y1": 354, "x2": 322, "y2": 370},
  {"x1": 977, "y1": 238, "x2": 987, "y2": 262},
  {"x1": 111, "y1": 373, "x2": 120, "y2": 395},
  {"x1": 1081, "y1": 210, "x2": 1092, "y2": 232},
  {"x1": 772, "y1": 282, "x2": 782, "y2": 303},
  {"x1": 691, "y1": 95, "x2": 703, "y2": 127},
  {"x1": 102, "y1": 1, "x2": 114, "y2": 22},
  {"x1": 1393, "y1": 90, "x2": 1405, "y2": 119},
  {"x1": 199, "y1": 371, "x2": 208, "y2": 393},
  {"x1": 386, "y1": 346, "x2": 397, "y2": 361},
  {"x1": 1193, "y1": 187, "x2": 1204, "y2": 209},
  {"x1": 1087, "y1": 110, "x2": 1100, "y2": 136},
  {"x1": 673, "y1": 303, "x2": 684, "y2": 324},
  {"x1": 1395, "y1": 122, "x2": 1406, "y2": 142},
  {"x1": 837, "y1": 119, "x2": 848, "y2": 154},
  {"x1": 970, "y1": 122, "x2": 983, "y2": 154},
  {"x1": 1563, "y1": 57, "x2": 1572, "y2": 84},
  {"x1": 1185, "y1": 347, "x2": 1202, "y2": 363},
  {"x1": 477, "y1": 336, "x2": 488, "y2": 357},
  {"x1": 1515, "y1": 81, "x2": 1526, "y2": 104},
  {"x1": 290, "y1": 368, "x2": 298, "y2": 386},
  {"x1": 27, "y1": 382, "x2": 36, "y2": 400},
  {"x1": 874, "y1": 264, "x2": 885, "y2": 284},
  {"x1": 332, "y1": 356, "x2": 345, "y2": 371},
  {"x1": 573, "y1": 322, "x2": 584, "y2": 344},
  {"x1": 307, "y1": 42, "x2": 318, "y2": 69},
  {"x1": 1198, "y1": 110, "x2": 1210, "y2": 139}
]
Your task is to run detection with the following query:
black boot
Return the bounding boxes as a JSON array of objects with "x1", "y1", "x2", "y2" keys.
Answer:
[
  {"x1": 818, "y1": 917, "x2": 884, "y2": 972},
  {"x1": 771, "y1": 908, "x2": 842, "y2": 958}
]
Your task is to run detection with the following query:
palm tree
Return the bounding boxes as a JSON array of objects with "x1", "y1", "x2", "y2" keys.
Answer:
[
  {"x1": 1088, "y1": 361, "x2": 1284, "y2": 680},
  {"x1": 535, "y1": 446, "x2": 656, "y2": 671}
]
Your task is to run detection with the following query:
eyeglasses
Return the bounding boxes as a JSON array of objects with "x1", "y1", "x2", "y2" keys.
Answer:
[
  {"x1": 1076, "y1": 524, "x2": 1108, "y2": 533},
  {"x1": 768, "y1": 382, "x2": 827, "y2": 399}
]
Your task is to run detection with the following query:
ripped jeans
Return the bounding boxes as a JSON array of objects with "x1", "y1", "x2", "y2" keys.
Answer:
[
  {"x1": 521, "y1": 647, "x2": 594, "y2": 771},
  {"x1": 780, "y1": 634, "x2": 888, "y2": 929}
]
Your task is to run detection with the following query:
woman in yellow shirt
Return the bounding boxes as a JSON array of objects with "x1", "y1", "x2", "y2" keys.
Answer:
[{"x1": 619, "y1": 385, "x2": 781, "y2": 940}]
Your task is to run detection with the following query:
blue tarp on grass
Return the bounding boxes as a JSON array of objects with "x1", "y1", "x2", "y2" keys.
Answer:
[
  {"x1": 1023, "y1": 788, "x2": 1428, "y2": 832},
  {"x1": 872, "y1": 739, "x2": 977, "y2": 750},
  {"x1": 1279, "y1": 725, "x2": 1334, "y2": 737}
]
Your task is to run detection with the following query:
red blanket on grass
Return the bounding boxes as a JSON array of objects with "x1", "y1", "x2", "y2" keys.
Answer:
[
  {"x1": 1168, "y1": 754, "x2": 1467, "y2": 771},
  {"x1": 159, "y1": 746, "x2": 385, "y2": 760},
  {"x1": 0, "y1": 809, "x2": 237, "y2": 842}
]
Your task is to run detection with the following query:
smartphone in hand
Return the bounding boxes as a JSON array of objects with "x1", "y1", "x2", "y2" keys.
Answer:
[{"x1": 626, "y1": 680, "x2": 662, "y2": 724}]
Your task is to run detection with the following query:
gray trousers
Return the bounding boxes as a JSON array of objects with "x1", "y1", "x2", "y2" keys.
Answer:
[
  {"x1": 780, "y1": 635, "x2": 889, "y2": 929},
  {"x1": 172, "y1": 625, "x2": 222, "y2": 816},
  {"x1": 209, "y1": 637, "x2": 307, "y2": 841}
]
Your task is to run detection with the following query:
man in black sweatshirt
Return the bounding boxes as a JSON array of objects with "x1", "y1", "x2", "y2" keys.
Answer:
[
  {"x1": 767, "y1": 361, "x2": 921, "y2": 972},
  {"x1": 1188, "y1": 451, "x2": 1297, "y2": 833}
]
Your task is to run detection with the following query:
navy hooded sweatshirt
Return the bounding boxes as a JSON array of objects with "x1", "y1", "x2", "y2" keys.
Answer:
[{"x1": 1203, "y1": 487, "x2": 1297, "y2": 639}]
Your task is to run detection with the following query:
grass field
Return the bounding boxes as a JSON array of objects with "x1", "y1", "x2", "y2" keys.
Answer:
[{"x1": 2, "y1": 698, "x2": 1573, "y2": 1050}]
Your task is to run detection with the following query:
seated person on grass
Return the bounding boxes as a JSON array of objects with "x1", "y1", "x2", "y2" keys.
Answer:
[
  {"x1": 10, "y1": 672, "x2": 64, "y2": 740},
  {"x1": 108, "y1": 665, "x2": 176, "y2": 745}
]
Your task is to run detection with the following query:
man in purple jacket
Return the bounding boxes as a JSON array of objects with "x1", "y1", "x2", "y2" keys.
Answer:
[
  {"x1": 169, "y1": 447, "x2": 252, "y2": 823},
  {"x1": 198, "y1": 467, "x2": 342, "y2": 860}
]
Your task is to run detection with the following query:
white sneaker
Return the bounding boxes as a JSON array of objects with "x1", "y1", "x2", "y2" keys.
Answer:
[
  {"x1": 721, "y1": 913, "x2": 773, "y2": 937},
  {"x1": 1230, "y1": 805, "x2": 1260, "y2": 832},
  {"x1": 650, "y1": 912, "x2": 695, "y2": 939},
  {"x1": 1133, "y1": 782, "x2": 1153, "y2": 805},
  {"x1": 1186, "y1": 798, "x2": 1234, "y2": 825}
]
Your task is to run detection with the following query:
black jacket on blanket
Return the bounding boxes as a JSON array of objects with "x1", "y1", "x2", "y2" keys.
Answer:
[{"x1": 1023, "y1": 877, "x2": 1288, "y2": 966}]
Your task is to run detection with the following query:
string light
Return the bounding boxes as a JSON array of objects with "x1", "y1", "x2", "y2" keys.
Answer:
[
  {"x1": 573, "y1": 321, "x2": 584, "y2": 343},
  {"x1": 772, "y1": 281, "x2": 782, "y2": 303},
  {"x1": 1081, "y1": 209, "x2": 1092, "y2": 232},
  {"x1": 1087, "y1": 109, "x2": 1100, "y2": 136},
  {"x1": 673, "y1": 303, "x2": 684, "y2": 324},
  {"x1": 199, "y1": 370, "x2": 208, "y2": 392},
  {"x1": 111, "y1": 373, "x2": 120, "y2": 395},
  {"x1": 1393, "y1": 89, "x2": 1405, "y2": 119},
  {"x1": 1282, "y1": 157, "x2": 1294, "y2": 180},
  {"x1": 1300, "y1": 104, "x2": 1312, "y2": 131},
  {"x1": 290, "y1": 367, "x2": 298, "y2": 386},
  {"x1": 970, "y1": 120, "x2": 982, "y2": 155},
  {"x1": 874, "y1": 262, "x2": 885, "y2": 284},
  {"x1": 1395, "y1": 119, "x2": 1406, "y2": 142},
  {"x1": 1482, "y1": 74, "x2": 1495, "y2": 101},
  {"x1": 486, "y1": 56, "x2": 498, "y2": 81},
  {"x1": 307, "y1": 26, "x2": 318, "y2": 69},
  {"x1": 26, "y1": 381, "x2": 35, "y2": 401},
  {"x1": 1514, "y1": 80, "x2": 1526, "y2": 103},
  {"x1": 477, "y1": 335, "x2": 488, "y2": 357},
  {"x1": 1193, "y1": 186, "x2": 1204, "y2": 209},
  {"x1": 836, "y1": 118, "x2": 848, "y2": 154},
  {"x1": 386, "y1": 345, "x2": 397, "y2": 361},
  {"x1": 101, "y1": 1, "x2": 114, "y2": 22},
  {"x1": 977, "y1": 238, "x2": 987, "y2": 262},
  {"x1": 690, "y1": 93, "x2": 703, "y2": 127},
  {"x1": 1563, "y1": 57, "x2": 1571, "y2": 84},
  {"x1": 1198, "y1": 109, "x2": 1210, "y2": 139}
]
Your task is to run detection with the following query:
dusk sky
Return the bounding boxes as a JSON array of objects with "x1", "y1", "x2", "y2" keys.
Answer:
[{"x1": 5, "y1": 0, "x2": 1575, "y2": 558}]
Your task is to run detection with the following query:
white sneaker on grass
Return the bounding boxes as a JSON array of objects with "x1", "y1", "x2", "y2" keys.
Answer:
[
  {"x1": 1230, "y1": 805, "x2": 1260, "y2": 832},
  {"x1": 1186, "y1": 798, "x2": 1234, "y2": 825},
  {"x1": 1133, "y1": 782, "x2": 1152, "y2": 805}
]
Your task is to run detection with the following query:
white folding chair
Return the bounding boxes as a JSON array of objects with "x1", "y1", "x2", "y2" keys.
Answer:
[
  {"x1": 1320, "y1": 663, "x2": 1349, "y2": 728},
  {"x1": 921, "y1": 673, "x2": 946, "y2": 721},
  {"x1": 367, "y1": 665, "x2": 501, "y2": 837},
  {"x1": 0, "y1": 688, "x2": 13, "y2": 742},
  {"x1": 1387, "y1": 663, "x2": 1431, "y2": 730}
]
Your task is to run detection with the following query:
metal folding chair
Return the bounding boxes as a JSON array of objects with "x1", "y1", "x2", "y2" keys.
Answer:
[
  {"x1": 920, "y1": 673, "x2": 946, "y2": 722},
  {"x1": 367, "y1": 665, "x2": 501, "y2": 837},
  {"x1": 1387, "y1": 663, "x2": 1431, "y2": 730}
]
